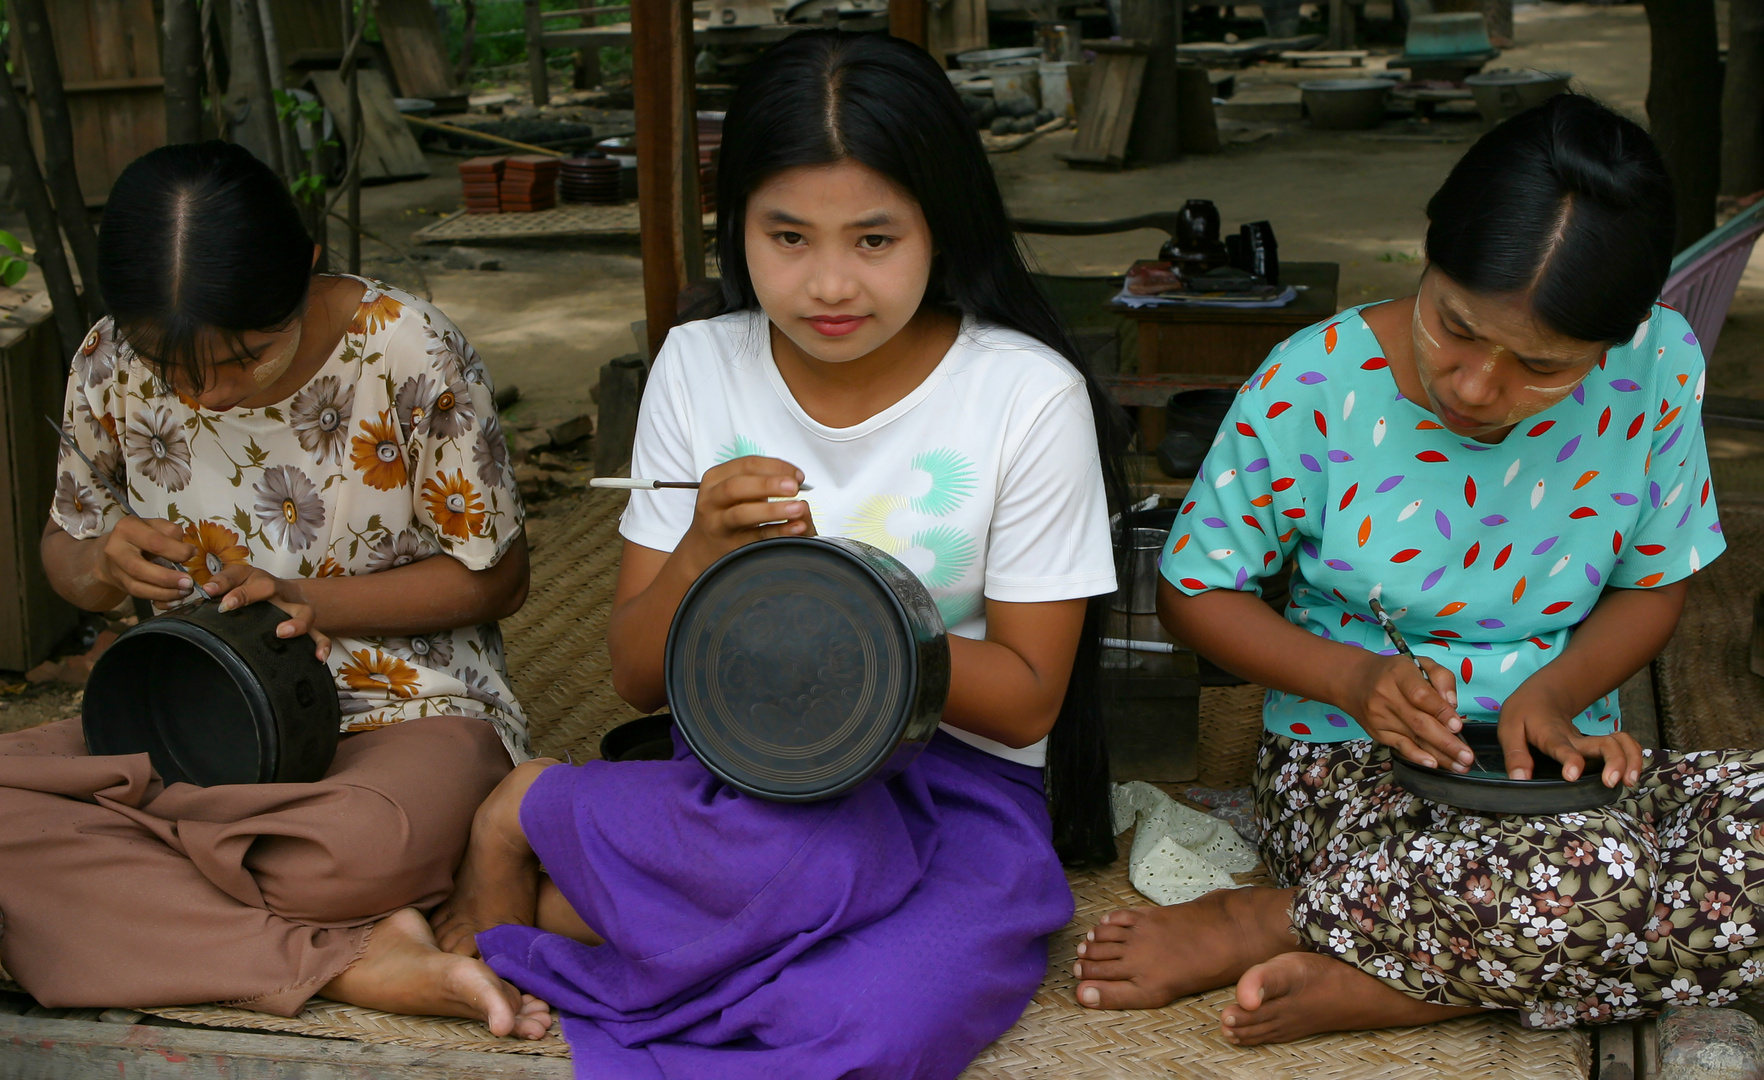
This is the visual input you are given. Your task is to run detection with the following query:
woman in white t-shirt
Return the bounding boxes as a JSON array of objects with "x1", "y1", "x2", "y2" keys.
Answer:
[{"x1": 434, "y1": 30, "x2": 1125, "y2": 1077}]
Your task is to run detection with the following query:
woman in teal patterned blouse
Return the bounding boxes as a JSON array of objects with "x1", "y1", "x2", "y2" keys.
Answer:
[{"x1": 1070, "y1": 95, "x2": 1764, "y2": 1046}]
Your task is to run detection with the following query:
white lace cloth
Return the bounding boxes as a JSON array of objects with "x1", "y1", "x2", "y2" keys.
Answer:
[{"x1": 1110, "y1": 781, "x2": 1260, "y2": 906}]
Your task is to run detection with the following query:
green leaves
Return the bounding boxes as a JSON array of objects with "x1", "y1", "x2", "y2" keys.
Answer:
[{"x1": 0, "y1": 229, "x2": 28, "y2": 288}]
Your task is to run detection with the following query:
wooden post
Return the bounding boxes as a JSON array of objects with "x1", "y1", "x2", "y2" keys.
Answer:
[
  {"x1": 10, "y1": 0, "x2": 105, "y2": 322},
  {"x1": 0, "y1": 72, "x2": 87, "y2": 360},
  {"x1": 163, "y1": 0, "x2": 205, "y2": 144},
  {"x1": 457, "y1": 0, "x2": 480, "y2": 88},
  {"x1": 1122, "y1": 0, "x2": 1180, "y2": 165},
  {"x1": 1641, "y1": 0, "x2": 1722, "y2": 252},
  {"x1": 890, "y1": 0, "x2": 929, "y2": 47},
  {"x1": 525, "y1": 0, "x2": 550, "y2": 107},
  {"x1": 231, "y1": 0, "x2": 288, "y2": 178},
  {"x1": 574, "y1": 8, "x2": 603, "y2": 91},
  {"x1": 632, "y1": 0, "x2": 702, "y2": 360},
  {"x1": 345, "y1": 0, "x2": 363, "y2": 274},
  {"x1": 1723, "y1": 0, "x2": 1764, "y2": 196},
  {"x1": 200, "y1": 0, "x2": 230, "y2": 137}
]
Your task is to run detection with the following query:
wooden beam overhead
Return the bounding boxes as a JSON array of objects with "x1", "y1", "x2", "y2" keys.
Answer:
[{"x1": 631, "y1": 0, "x2": 703, "y2": 361}]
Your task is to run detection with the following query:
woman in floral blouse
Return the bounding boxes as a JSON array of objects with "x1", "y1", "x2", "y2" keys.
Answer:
[{"x1": 0, "y1": 142, "x2": 550, "y2": 1037}]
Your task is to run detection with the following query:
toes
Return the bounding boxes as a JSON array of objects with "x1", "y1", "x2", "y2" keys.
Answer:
[
  {"x1": 1075, "y1": 977, "x2": 1173, "y2": 1011},
  {"x1": 1088, "y1": 921, "x2": 1134, "y2": 944},
  {"x1": 1072, "y1": 958, "x2": 1138, "y2": 983},
  {"x1": 1076, "y1": 940, "x2": 1127, "y2": 962},
  {"x1": 1100, "y1": 908, "x2": 1142, "y2": 928}
]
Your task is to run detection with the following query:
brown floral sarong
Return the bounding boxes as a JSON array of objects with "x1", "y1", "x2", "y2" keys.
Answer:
[{"x1": 1255, "y1": 732, "x2": 1764, "y2": 1028}]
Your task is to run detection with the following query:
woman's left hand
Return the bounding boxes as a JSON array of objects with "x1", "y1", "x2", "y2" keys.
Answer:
[
  {"x1": 1496, "y1": 690, "x2": 1644, "y2": 788},
  {"x1": 200, "y1": 563, "x2": 331, "y2": 661}
]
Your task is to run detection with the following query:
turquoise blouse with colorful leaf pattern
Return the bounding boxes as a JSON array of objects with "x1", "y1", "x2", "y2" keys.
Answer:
[{"x1": 1160, "y1": 301, "x2": 1724, "y2": 743}]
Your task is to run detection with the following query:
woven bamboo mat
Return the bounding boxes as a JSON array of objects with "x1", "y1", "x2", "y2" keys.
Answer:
[
  {"x1": 2, "y1": 488, "x2": 1591, "y2": 1074},
  {"x1": 1653, "y1": 500, "x2": 1764, "y2": 750},
  {"x1": 412, "y1": 205, "x2": 716, "y2": 246}
]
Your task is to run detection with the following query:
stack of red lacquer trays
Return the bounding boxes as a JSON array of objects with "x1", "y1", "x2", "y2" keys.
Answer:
[
  {"x1": 460, "y1": 156, "x2": 505, "y2": 214},
  {"x1": 500, "y1": 155, "x2": 559, "y2": 212}
]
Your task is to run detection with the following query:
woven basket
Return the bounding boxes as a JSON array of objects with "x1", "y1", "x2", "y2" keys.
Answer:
[
  {"x1": 1198, "y1": 684, "x2": 1268, "y2": 787},
  {"x1": 1652, "y1": 499, "x2": 1764, "y2": 751}
]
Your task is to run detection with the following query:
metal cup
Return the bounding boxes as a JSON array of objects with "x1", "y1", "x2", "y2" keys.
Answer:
[{"x1": 1113, "y1": 527, "x2": 1167, "y2": 614}]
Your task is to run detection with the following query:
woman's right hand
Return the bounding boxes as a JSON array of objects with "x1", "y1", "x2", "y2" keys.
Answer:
[
  {"x1": 1349, "y1": 653, "x2": 1475, "y2": 772},
  {"x1": 94, "y1": 517, "x2": 198, "y2": 603},
  {"x1": 682, "y1": 456, "x2": 815, "y2": 562}
]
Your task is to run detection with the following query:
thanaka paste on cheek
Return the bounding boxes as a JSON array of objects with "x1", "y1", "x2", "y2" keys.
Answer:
[{"x1": 250, "y1": 321, "x2": 303, "y2": 387}]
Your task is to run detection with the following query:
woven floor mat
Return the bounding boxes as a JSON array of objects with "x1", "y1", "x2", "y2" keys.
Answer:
[
  {"x1": 135, "y1": 999, "x2": 572, "y2": 1056},
  {"x1": 504, "y1": 488, "x2": 647, "y2": 762},
  {"x1": 960, "y1": 836, "x2": 1589, "y2": 1080},
  {"x1": 1653, "y1": 499, "x2": 1764, "y2": 750}
]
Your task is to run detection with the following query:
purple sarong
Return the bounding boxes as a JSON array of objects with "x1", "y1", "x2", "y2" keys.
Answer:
[{"x1": 478, "y1": 730, "x2": 1072, "y2": 1079}]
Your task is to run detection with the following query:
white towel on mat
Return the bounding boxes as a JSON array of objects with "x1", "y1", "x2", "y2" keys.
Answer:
[{"x1": 1110, "y1": 781, "x2": 1260, "y2": 906}]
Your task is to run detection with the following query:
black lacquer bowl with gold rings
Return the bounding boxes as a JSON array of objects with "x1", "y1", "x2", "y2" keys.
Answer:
[{"x1": 664, "y1": 536, "x2": 950, "y2": 802}]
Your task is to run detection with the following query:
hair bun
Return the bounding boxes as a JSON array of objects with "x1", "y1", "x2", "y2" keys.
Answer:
[
  {"x1": 1545, "y1": 96, "x2": 1671, "y2": 213},
  {"x1": 1423, "y1": 92, "x2": 1675, "y2": 343}
]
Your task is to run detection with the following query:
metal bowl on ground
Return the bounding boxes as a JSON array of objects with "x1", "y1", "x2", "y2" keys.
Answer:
[
  {"x1": 664, "y1": 536, "x2": 950, "y2": 802},
  {"x1": 1464, "y1": 70, "x2": 1571, "y2": 125},
  {"x1": 1299, "y1": 79, "x2": 1393, "y2": 130},
  {"x1": 1391, "y1": 723, "x2": 1624, "y2": 815},
  {"x1": 600, "y1": 712, "x2": 678, "y2": 762},
  {"x1": 84, "y1": 601, "x2": 340, "y2": 786}
]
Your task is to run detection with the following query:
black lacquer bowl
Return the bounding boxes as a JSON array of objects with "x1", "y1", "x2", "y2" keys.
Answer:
[
  {"x1": 664, "y1": 536, "x2": 950, "y2": 802},
  {"x1": 1392, "y1": 723, "x2": 1624, "y2": 815},
  {"x1": 84, "y1": 601, "x2": 340, "y2": 786}
]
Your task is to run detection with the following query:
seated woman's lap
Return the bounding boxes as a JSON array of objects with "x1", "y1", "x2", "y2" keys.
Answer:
[
  {"x1": 483, "y1": 734, "x2": 1071, "y2": 1074},
  {"x1": 0, "y1": 713, "x2": 508, "y2": 923},
  {"x1": 1255, "y1": 732, "x2": 1764, "y2": 1022}
]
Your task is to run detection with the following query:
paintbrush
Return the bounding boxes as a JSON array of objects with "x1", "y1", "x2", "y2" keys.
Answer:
[
  {"x1": 590, "y1": 477, "x2": 815, "y2": 492},
  {"x1": 1367, "y1": 597, "x2": 1424, "y2": 678},
  {"x1": 45, "y1": 416, "x2": 207, "y2": 608},
  {"x1": 1370, "y1": 594, "x2": 1469, "y2": 734}
]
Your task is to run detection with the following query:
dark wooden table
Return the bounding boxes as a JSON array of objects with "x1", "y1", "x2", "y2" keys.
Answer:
[{"x1": 1112, "y1": 260, "x2": 1340, "y2": 445}]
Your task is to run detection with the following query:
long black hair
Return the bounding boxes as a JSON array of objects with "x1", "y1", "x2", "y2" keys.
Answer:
[
  {"x1": 1425, "y1": 94, "x2": 1675, "y2": 344},
  {"x1": 97, "y1": 141, "x2": 316, "y2": 390},
  {"x1": 717, "y1": 29, "x2": 1130, "y2": 865}
]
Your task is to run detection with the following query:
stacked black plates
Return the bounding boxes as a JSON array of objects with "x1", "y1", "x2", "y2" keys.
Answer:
[{"x1": 561, "y1": 154, "x2": 622, "y2": 205}]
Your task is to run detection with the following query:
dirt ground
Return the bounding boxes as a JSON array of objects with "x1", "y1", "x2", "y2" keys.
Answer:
[{"x1": 2, "y1": 0, "x2": 1760, "y2": 699}]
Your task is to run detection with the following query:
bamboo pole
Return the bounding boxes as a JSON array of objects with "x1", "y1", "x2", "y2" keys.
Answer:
[
  {"x1": 163, "y1": 0, "x2": 205, "y2": 144},
  {"x1": 9, "y1": 0, "x2": 105, "y2": 322},
  {"x1": 402, "y1": 114, "x2": 567, "y2": 156},
  {"x1": 0, "y1": 65, "x2": 87, "y2": 361}
]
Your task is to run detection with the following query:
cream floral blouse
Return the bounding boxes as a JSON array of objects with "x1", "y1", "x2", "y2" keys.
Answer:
[{"x1": 52, "y1": 276, "x2": 531, "y2": 762}]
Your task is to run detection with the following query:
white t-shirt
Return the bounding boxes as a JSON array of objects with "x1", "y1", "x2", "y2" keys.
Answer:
[{"x1": 622, "y1": 309, "x2": 1117, "y2": 767}]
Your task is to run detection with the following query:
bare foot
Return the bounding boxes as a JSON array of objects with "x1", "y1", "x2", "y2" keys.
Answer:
[
  {"x1": 537, "y1": 875, "x2": 604, "y2": 947},
  {"x1": 431, "y1": 758, "x2": 559, "y2": 957},
  {"x1": 1074, "y1": 887, "x2": 1303, "y2": 1010},
  {"x1": 321, "y1": 908, "x2": 555, "y2": 1039},
  {"x1": 1222, "y1": 950, "x2": 1476, "y2": 1045}
]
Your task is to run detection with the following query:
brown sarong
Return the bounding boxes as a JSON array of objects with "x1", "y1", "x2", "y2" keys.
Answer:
[{"x1": 0, "y1": 714, "x2": 508, "y2": 1016}]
